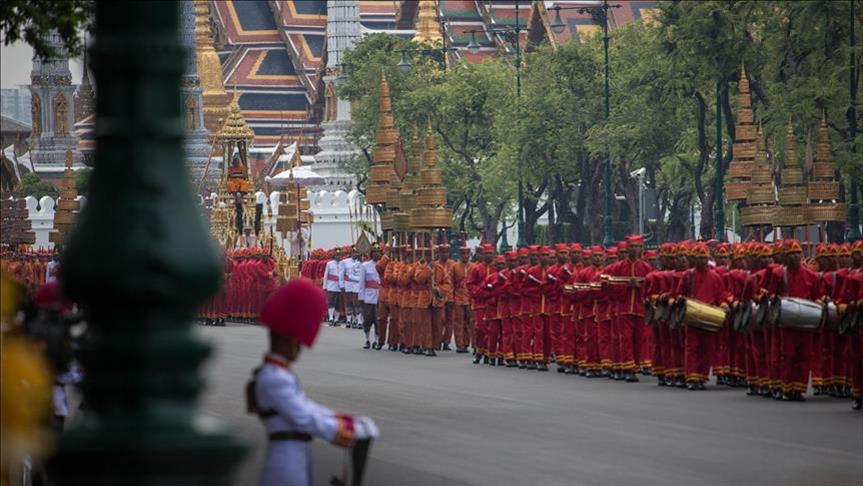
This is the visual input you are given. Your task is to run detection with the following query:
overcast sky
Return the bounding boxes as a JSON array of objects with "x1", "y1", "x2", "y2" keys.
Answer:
[{"x1": 1, "y1": 41, "x2": 84, "y2": 89}]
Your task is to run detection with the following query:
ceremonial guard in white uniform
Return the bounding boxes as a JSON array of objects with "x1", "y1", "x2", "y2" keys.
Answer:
[
  {"x1": 358, "y1": 245, "x2": 382, "y2": 349},
  {"x1": 340, "y1": 249, "x2": 362, "y2": 329},
  {"x1": 253, "y1": 279, "x2": 379, "y2": 486},
  {"x1": 322, "y1": 249, "x2": 344, "y2": 325}
]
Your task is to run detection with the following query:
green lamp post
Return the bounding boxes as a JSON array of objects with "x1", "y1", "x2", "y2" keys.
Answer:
[
  {"x1": 51, "y1": 1, "x2": 246, "y2": 483},
  {"x1": 550, "y1": 1, "x2": 621, "y2": 246}
]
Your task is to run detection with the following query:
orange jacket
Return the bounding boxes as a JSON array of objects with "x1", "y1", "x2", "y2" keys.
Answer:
[
  {"x1": 450, "y1": 260, "x2": 470, "y2": 305},
  {"x1": 432, "y1": 260, "x2": 453, "y2": 307}
]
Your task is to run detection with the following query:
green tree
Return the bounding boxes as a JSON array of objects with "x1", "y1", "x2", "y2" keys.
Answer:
[
  {"x1": 74, "y1": 166, "x2": 93, "y2": 197},
  {"x1": 0, "y1": 0, "x2": 94, "y2": 58},
  {"x1": 16, "y1": 172, "x2": 58, "y2": 200}
]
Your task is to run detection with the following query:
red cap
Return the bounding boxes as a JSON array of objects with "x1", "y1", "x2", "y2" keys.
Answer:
[
  {"x1": 784, "y1": 239, "x2": 803, "y2": 253},
  {"x1": 259, "y1": 279, "x2": 327, "y2": 347},
  {"x1": 494, "y1": 255, "x2": 506, "y2": 264},
  {"x1": 626, "y1": 235, "x2": 645, "y2": 247},
  {"x1": 481, "y1": 244, "x2": 495, "y2": 254},
  {"x1": 505, "y1": 251, "x2": 518, "y2": 260},
  {"x1": 570, "y1": 243, "x2": 583, "y2": 253},
  {"x1": 715, "y1": 244, "x2": 731, "y2": 256},
  {"x1": 554, "y1": 244, "x2": 570, "y2": 253},
  {"x1": 616, "y1": 241, "x2": 627, "y2": 250},
  {"x1": 517, "y1": 248, "x2": 529, "y2": 256},
  {"x1": 539, "y1": 246, "x2": 551, "y2": 255},
  {"x1": 606, "y1": 247, "x2": 618, "y2": 256},
  {"x1": 690, "y1": 243, "x2": 710, "y2": 257},
  {"x1": 644, "y1": 250, "x2": 658, "y2": 258},
  {"x1": 528, "y1": 245, "x2": 540, "y2": 254}
]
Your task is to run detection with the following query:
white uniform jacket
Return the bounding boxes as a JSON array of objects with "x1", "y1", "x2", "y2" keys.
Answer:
[
  {"x1": 321, "y1": 260, "x2": 342, "y2": 293},
  {"x1": 358, "y1": 260, "x2": 381, "y2": 304}
]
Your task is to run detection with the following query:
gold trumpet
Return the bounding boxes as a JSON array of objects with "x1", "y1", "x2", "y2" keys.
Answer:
[
  {"x1": 563, "y1": 283, "x2": 601, "y2": 293},
  {"x1": 599, "y1": 274, "x2": 646, "y2": 284}
]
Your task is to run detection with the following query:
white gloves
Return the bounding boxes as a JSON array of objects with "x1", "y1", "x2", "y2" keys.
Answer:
[{"x1": 353, "y1": 416, "x2": 379, "y2": 440}]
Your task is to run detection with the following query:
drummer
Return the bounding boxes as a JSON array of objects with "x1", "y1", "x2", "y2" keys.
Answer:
[
  {"x1": 671, "y1": 242, "x2": 727, "y2": 391},
  {"x1": 763, "y1": 239, "x2": 823, "y2": 401}
]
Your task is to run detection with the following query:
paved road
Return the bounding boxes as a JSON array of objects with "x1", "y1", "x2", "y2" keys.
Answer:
[{"x1": 198, "y1": 323, "x2": 863, "y2": 486}]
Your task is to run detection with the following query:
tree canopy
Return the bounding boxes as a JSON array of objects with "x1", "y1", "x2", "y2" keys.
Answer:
[{"x1": 337, "y1": 1, "x2": 861, "y2": 245}]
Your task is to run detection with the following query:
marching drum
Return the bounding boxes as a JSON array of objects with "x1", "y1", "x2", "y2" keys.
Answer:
[
  {"x1": 769, "y1": 296, "x2": 823, "y2": 330},
  {"x1": 754, "y1": 299, "x2": 771, "y2": 330},
  {"x1": 674, "y1": 297, "x2": 726, "y2": 333},
  {"x1": 644, "y1": 301, "x2": 657, "y2": 325},
  {"x1": 822, "y1": 301, "x2": 842, "y2": 332},
  {"x1": 656, "y1": 297, "x2": 672, "y2": 323},
  {"x1": 733, "y1": 300, "x2": 756, "y2": 332},
  {"x1": 839, "y1": 305, "x2": 859, "y2": 335}
]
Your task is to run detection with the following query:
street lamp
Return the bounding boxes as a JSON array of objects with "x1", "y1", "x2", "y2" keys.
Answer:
[
  {"x1": 548, "y1": 1, "x2": 620, "y2": 246},
  {"x1": 466, "y1": 0, "x2": 530, "y2": 247}
]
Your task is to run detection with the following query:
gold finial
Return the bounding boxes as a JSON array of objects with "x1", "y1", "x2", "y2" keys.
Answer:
[
  {"x1": 785, "y1": 115, "x2": 797, "y2": 167},
  {"x1": 413, "y1": 0, "x2": 442, "y2": 45},
  {"x1": 65, "y1": 146, "x2": 73, "y2": 170},
  {"x1": 216, "y1": 96, "x2": 255, "y2": 140}
]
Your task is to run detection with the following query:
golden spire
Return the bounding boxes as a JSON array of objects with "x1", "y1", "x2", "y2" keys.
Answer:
[
  {"x1": 195, "y1": 0, "x2": 229, "y2": 133},
  {"x1": 725, "y1": 64, "x2": 757, "y2": 203},
  {"x1": 366, "y1": 70, "x2": 397, "y2": 205},
  {"x1": 413, "y1": 0, "x2": 442, "y2": 45},
  {"x1": 50, "y1": 146, "x2": 81, "y2": 245},
  {"x1": 411, "y1": 123, "x2": 451, "y2": 231},
  {"x1": 217, "y1": 98, "x2": 255, "y2": 141}
]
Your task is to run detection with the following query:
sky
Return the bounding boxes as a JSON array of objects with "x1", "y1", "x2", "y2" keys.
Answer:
[{"x1": 1, "y1": 41, "x2": 84, "y2": 89}]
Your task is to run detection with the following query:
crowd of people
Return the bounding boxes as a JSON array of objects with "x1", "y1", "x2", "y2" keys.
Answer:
[
  {"x1": 198, "y1": 247, "x2": 280, "y2": 325},
  {"x1": 0, "y1": 248, "x2": 58, "y2": 291},
  {"x1": 302, "y1": 237, "x2": 863, "y2": 408}
]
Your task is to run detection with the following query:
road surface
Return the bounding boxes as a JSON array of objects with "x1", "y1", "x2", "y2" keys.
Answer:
[{"x1": 198, "y1": 323, "x2": 863, "y2": 486}]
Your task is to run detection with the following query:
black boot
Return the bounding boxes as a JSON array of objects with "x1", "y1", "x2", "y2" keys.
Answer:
[
  {"x1": 527, "y1": 362, "x2": 537, "y2": 370},
  {"x1": 473, "y1": 354, "x2": 482, "y2": 364},
  {"x1": 746, "y1": 386, "x2": 757, "y2": 396},
  {"x1": 506, "y1": 360, "x2": 517, "y2": 368},
  {"x1": 488, "y1": 357, "x2": 497, "y2": 367},
  {"x1": 426, "y1": 348, "x2": 437, "y2": 357},
  {"x1": 686, "y1": 381, "x2": 697, "y2": 391},
  {"x1": 657, "y1": 376, "x2": 667, "y2": 387},
  {"x1": 537, "y1": 363, "x2": 549, "y2": 371},
  {"x1": 674, "y1": 377, "x2": 686, "y2": 388},
  {"x1": 557, "y1": 365, "x2": 566, "y2": 373},
  {"x1": 564, "y1": 365, "x2": 575, "y2": 375},
  {"x1": 585, "y1": 370, "x2": 596, "y2": 378},
  {"x1": 363, "y1": 341, "x2": 370, "y2": 349},
  {"x1": 625, "y1": 372, "x2": 639, "y2": 383},
  {"x1": 519, "y1": 361, "x2": 528, "y2": 369},
  {"x1": 442, "y1": 343, "x2": 451, "y2": 351},
  {"x1": 852, "y1": 399, "x2": 862, "y2": 411},
  {"x1": 483, "y1": 355, "x2": 490, "y2": 365}
]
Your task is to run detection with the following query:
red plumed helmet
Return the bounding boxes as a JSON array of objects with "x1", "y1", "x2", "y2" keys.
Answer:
[{"x1": 259, "y1": 279, "x2": 327, "y2": 347}]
